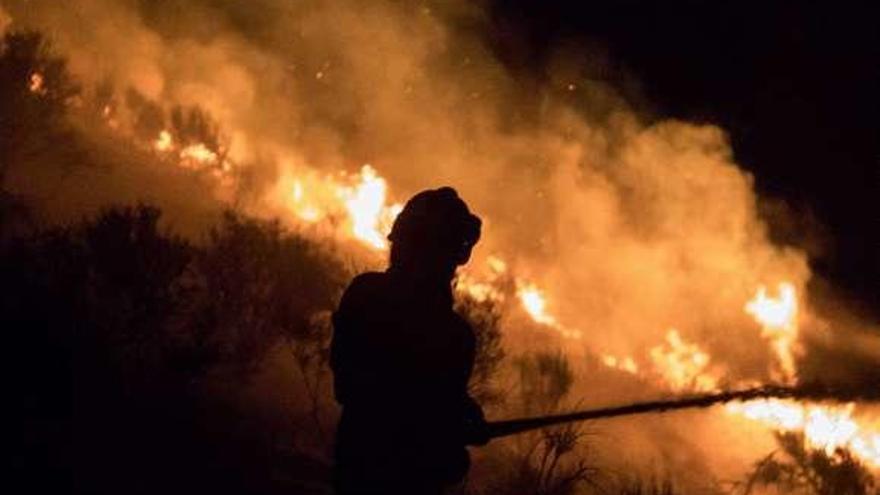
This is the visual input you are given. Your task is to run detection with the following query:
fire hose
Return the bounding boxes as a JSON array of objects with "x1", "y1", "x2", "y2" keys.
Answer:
[{"x1": 485, "y1": 385, "x2": 878, "y2": 439}]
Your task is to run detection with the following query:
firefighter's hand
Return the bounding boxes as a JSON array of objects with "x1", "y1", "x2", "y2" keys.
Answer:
[
  {"x1": 464, "y1": 417, "x2": 491, "y2": 446},
  {"x1": 463, "y1": 397, "x2": 491, "y2": 446}
]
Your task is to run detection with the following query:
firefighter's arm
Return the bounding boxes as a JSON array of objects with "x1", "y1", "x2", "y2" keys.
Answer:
[{"x1": 462, "y1": 394, "x2": 490, "y2": 446}]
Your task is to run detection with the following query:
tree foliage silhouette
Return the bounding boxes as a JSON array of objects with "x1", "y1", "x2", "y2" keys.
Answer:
[
  {"x1": 741, "y1": 432, "x2": 878, "y2": 495},
  {"x1": 0, "y1": 31, "x2": 79, "y2": 239}
]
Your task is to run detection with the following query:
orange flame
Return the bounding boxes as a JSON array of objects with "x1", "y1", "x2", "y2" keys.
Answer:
[
  {"x1": 154, "y1": 130, "x2": 173, "y2": 152},
  {"x1": 28, "y1": 72, "x2": 44, "y2": 93},
  {"x1": 289, "y1": 180, "x2": 323, "y2": 223},
  {"x1": 599, "y1": 281, "x2": 879, "y2": 468},
  {"x1": 273, "y1": 164, "x2": 403, "y2": 250},
  {"x1": 601, "y1": 355, "x2": 639, "y2": 374},
  {"x1": 745, "y1": 282, "x2": 800, "y2": 382},
  {"x1": 517, "y1": 282, "x2": 556, "y2": 326},
  {"x1": 648, "y1": 329, "x2": 721, "y2": 392},
  {"x1": 726, "y1": 399, "x2": 880, "y2": 467},
  {"x1": 516, "y1": 281, "x2": 581, "y2": 339},
  {"x1": 337, "y1": 165, "x2": 402, "y2": 250},
  {"x1": 179, "y1": 143, "x2": 218, "y2": 166}
]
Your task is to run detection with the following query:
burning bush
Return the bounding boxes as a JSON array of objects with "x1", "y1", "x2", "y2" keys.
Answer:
[{"x1": 741, "y1": 432, "x2": 879, "y2": 495}]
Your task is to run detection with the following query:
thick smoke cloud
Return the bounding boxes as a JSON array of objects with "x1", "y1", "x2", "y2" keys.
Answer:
[
  {"x1": 18, "y1": 0, "x2": 804, "y2": 362},
  {"x1": 4, "y1": 0, "x2": 876, "y2": 485}
]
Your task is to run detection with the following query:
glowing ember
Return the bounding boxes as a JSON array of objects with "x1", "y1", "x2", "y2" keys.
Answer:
[
  {"x1": 602, "y1": 355, "x2": 639, "y2": 374},
  {"x1": 101, "y1": 105, "x2": 119, "y2": 129},
  {"x1": 154, "y1": 130, "x2": 173, "y2": 152},
  {"x1": 745, "y1": 282, "x2": 800, "y2": 381},
  {"x1": 179, "y1": 143, "x2": 218, "y2": 165},
  {"x1": 648, "y1": 329, "x2": 720, "y2": 392},
  {"x1": 337, "y1": 165, "x2": 402, "y2": 250},
  {"x1": 487, "y1": 255, "x2": 507, "y2": 274},
  {"x1": 28, "y1": 72, "x2": 44, "y2": 93},
  {"x1": 289, "y1": 180, "x2": 323, "y2": 223}
]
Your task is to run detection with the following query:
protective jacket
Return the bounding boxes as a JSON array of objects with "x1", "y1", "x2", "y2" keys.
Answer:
[{"x1": 331, "y1": 270, "x2": 482, "y2": 493}]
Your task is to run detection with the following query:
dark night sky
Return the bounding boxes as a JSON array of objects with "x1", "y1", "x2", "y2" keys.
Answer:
[{"x1": 488, "y1": 1, "x2": 879, "y2": 315}]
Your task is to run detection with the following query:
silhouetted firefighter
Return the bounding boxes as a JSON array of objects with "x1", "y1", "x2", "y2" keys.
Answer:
[{"x1": 331, "y1": 187, "x2": 489, "y2": 495}]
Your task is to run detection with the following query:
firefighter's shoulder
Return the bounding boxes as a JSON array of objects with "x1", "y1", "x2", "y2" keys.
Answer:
[{"x1": 340, "y1": 271, "x2": 389, "y2": 305}]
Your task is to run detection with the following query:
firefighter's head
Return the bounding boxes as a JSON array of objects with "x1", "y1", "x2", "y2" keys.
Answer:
[{"x1": 388, "y1": 187, "x2": 481, "y2": 279}]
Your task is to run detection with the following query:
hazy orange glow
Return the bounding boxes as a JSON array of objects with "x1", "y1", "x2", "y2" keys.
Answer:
[
  {"x1": 100, "y1": 105, "x2": 880, "y2": 474},
  {"x1": 9, "y1": 0, "x2": 878, "y2": 483},
  {"x1": 72, "y1": 70, "x2": 878, "y2": 472},
  {"x1": 486, "y1": 255, "x2": 507, "y2": 274},
  {"x1": 456, "y1": 273, "x2": 502, "y2": 303},
  {"x1": 87, "y1": 115, "x2": 880, "y2": 466}
]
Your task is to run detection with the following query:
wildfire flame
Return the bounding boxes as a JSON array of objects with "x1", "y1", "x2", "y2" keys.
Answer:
[
  {"x1": 179, "y1": 143, "x2": 218, "y2": 166},
  {"x1": 516, "y1": 282, "x2": 581, "y2": 339},
  {"x1": 154, "y1": 130, "x2": 173, "y2": 152},
  {"x1": 152, "y1": 130, "x2": 222, "y2": 169},
  {"x1": 517, "y1": 283, "x2": 556, "y2": 326},
  {"x1": 649, "y1": 329, "x2": 721, "y2": 392},
  {"x1": 289, "y1": 180, "x2": 322, "y2": 223},
  {"x1": 337, "y1": 165, "x2": 402, "y2": 250},
  {"x1": 596, "y1": 279, "x2": 879, "y2": 468},
  {"x1": 271, "y1": 164, "x2": 404, "y2": 250},
  {"x1": 727, "y1": 399, "x2": 880, "y2": 467},
  {"x1": 745, "y1": 282, "x2": 800, "y2": 382},
  {"x1": 141, "y1": 120, "x2": 599, "y2": 343}
]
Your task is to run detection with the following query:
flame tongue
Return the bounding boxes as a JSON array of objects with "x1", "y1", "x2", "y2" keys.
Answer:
[
  {"x1": 337, "y1": 165, "x2": 402, "y2": 251},
  {"x1": 648, "y1": 329, "x2": 720, "y2": 392},
  {"x1": 516, "y1": 282, "x2": 581, "y2": 339},
  {"x1": 745, "y1": 282, "x2": 800, "y2": 382},
  {"x1": 28, "y1": 72, "x2": 44, "y2": 93}
]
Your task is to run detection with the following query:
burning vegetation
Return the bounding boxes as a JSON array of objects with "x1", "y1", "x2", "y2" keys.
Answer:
[{"x1": 2, "y1": 1, "x2": 878, "y2": 494}]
